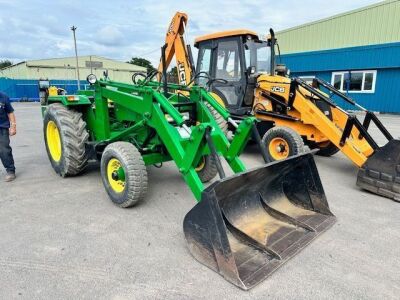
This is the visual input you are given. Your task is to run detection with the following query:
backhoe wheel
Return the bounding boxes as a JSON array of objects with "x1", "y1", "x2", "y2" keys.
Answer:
[
  {"x1": 100, "y1": 142, "x2": 148, "y2": 208},
  {"x1": 262, "y1": 126, "x2": 305, "y2": 162},
  {"x1": 316, "y1": 141, "x2": 340, "y2": 157},
  {"x1": 205, "y1": 102, "x2": 228, "y2": 134},
  {"x1": 196, "y1": 155, "x2": 218, "y2": 183},
  {"x1": 43, "y1": 103, "x2": 89, "y2": 177}
]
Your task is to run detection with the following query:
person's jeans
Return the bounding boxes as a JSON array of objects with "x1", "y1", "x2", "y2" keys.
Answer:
[{"x1": 0, "y1": 128, "x2": 15, "y2": 174}]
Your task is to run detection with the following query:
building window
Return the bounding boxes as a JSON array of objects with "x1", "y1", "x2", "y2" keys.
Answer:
[
  {"x1": 331, "y1": 70, "x2": 377, "y2": 93},
  {"x1": 299, "y1": 76, "x2": 315, "y2": 85}
]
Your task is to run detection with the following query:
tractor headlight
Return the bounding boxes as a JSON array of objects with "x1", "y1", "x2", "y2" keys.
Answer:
[{"x1": 87, "y1": 74, "x2": 97, "y2": 85}]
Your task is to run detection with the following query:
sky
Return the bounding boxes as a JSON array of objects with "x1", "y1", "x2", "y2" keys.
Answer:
[{"x1": 0, "y1": 0, "x2": 381, "y2": 66}]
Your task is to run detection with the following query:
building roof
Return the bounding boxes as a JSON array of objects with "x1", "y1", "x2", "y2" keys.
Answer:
[
  {"x1": 1, "y1": 55, "x2": 146, "y2": 72},
  {"x1": 195, "y1": 29, "x2": 258, "y2": 45},
  {"x1": 277, "y1": 0, "x2": 400, "y2": 54},
  {"x1": 0, "y1": 55, "x2": 146, "y2": 82}
]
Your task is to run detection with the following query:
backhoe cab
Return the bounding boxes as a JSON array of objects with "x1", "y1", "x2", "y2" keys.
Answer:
[{"x1": 195, "y1": 29, "x2": 282, "y2": 116}]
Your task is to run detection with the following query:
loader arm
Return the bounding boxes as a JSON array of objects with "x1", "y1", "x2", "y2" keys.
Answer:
[
  {"x1": 88, "y1": 79, "x2": 253, "y2": 200},
  {"x1": 157, "y1": 12, "x2": 195, "y2": 86}
]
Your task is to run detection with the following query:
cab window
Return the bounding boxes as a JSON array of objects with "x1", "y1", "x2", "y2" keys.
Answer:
[
  {"x1": 216, "y1": 40, "x2": 241, "y2": 81},
  {"x1": 244, "y1": 40, "x2": 271, "y2": 74},
  {"x1": 197, "y1": 46, "x2": 212, "y2": 86}
]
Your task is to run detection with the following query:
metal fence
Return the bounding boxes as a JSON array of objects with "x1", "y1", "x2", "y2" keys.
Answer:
[{"x1": 0, "y1": 78, "x2": 89, "y2": 102}]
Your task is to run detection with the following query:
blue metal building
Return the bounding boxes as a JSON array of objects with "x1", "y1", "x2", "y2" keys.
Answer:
[
  {"x1": 278, "y1": 1, "x2": 400, "y2": 113},
  {"x1": 281, "y1": 42, "x2": 400, "y2": 112}
]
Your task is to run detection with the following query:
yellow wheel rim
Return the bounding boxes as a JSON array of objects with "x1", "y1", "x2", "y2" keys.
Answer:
[
  {"x1": 269, "y1": 137, "x2": 290, "y2": 160},
  {"x1": 210, "y1": 92, "x2": 226, "y2": 108},
  {"x1": 195, "y1": 156, "x2": 206, "y2": 172},
  {"x1": 107, "y1": 158, "x2": 126, "y2": 193},
  {"x1": 46, "y1": 121, "x2": 62, "y2": 162}
]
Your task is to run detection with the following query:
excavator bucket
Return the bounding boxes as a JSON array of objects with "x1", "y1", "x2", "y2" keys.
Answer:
[
  {"x1": 357, "y1": 139, "x2": 400, "y2": 202},
  {"x1": 183, "y1": 153, "x2": 335, "y2": 290}
]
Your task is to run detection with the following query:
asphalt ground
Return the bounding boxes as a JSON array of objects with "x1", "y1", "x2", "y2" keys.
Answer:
[{"x1": 0, "y1": 103, "x2": 399, "y2": 299}]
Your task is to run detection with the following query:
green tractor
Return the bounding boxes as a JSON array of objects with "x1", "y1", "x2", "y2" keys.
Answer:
[{"x1": 39, "y1": 74, "x2": 335, "y2": 290}]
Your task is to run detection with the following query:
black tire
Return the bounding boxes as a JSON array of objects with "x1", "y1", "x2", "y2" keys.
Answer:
[
  {"x1": 316, "y1": 142, "x2": 340, "y2": 157},
  {"x1": 43, "y1": 103, "x2": 89, "y2": 176},
  {"x1": 205, "y1": 102, "x2": 228, "y2": 134},
  {"x1": 196, "y1": 155, "x2": 218, "y2": 183},
  {"x1": 100, "y1": 142, "x2": 148, "y2": 208},
  {"x1": 194, "y1": 102, "x2": 226, "y2": 183},
  {"x1": 261, "y1": 126, "x2": 305, "y2": 162}
]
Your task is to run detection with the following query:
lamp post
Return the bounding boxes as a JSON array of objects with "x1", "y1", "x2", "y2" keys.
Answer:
[{"x1": 71, "y1": 26, "x2": 81, "y2": 90}]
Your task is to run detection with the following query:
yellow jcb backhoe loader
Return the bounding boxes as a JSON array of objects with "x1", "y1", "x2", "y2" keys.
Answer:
[{"x1": 159, "y1": 12, "x2": 400, "y2": 203}]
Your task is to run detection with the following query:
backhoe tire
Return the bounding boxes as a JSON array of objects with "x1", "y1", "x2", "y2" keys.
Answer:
[
  {"x1": 196, "y1": 155, "x2": 218, "y2": 183},
  {"x1": 43, "y1": 103, "x2": 89, "y2": 177},
  {"x1": 316, "y1": 141, "x2": 340, "y2": 157},
  {"x1": 262, "y1": 126, "x2": 305, "y2": 162},
  {"x1": 100, "y1": 142, "x2": 148, "y2": 208},
  {"x1": 205, "y1": 102, "x2": 228, "y2": 134}
]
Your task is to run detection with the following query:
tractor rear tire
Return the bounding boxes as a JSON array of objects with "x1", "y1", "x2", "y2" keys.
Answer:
[
  {"x1": 100, "y1": 142, "x2": 148, "y2": 208},
  {"x1": 196, "y1": 155, "x2": 218, "y2": 183},
  {"x1": 43, "y1": 103, "x2": 89, "y2": 177},
  {"x1": 316, "y1": 141, "x2": 340, "y2": 157},
  {"x1": 261, "y1": 126, "x2": 305, "y2": 162}
]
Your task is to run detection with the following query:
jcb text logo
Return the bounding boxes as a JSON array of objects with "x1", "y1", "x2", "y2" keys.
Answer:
[
  {"x1": 271, "y1": 86, "x2": 285, "y2": 93},
  {"x1": 178, "y1": 62, "x2": 186, "y2": 85}
]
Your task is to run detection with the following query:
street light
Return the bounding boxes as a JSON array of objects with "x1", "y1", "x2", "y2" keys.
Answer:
[{"x1": 71, "y1": 26, "x2": 81, "y2": 90}]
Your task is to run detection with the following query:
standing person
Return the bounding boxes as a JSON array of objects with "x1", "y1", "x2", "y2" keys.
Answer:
[{"x1": 0, "y1": 91, "x2": 16, "y2": 181}]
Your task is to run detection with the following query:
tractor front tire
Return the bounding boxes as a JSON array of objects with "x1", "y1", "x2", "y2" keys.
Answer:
[
  {"x1": 43, "y1": 103, "x2": 89, "y2": 177},
  {"x1": 316, "y1": 141, "x2": 340, "y2": 157},
  {"x1": 262, "y1": 126, "x2": 305, "y2": 162},
  {"x1": 100, "y1": 142, "x2": 148, "y2": 208},
  {"x1": 196, "y1": 102, "x2": 226, "y2": 183}
]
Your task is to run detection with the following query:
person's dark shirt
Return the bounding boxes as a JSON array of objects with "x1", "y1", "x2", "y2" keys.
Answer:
[{"x1": 0, "y1": 92, "x2": 14, "y2": 128}]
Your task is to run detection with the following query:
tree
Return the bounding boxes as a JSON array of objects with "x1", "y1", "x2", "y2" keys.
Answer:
[
  {"x1": 166, "y1": 66, "x2": 178, "y2": 84},
  {"x1": 127, "y1": 57, "x2": 156, "y2": 73},
  {"x1": 168, "y1": 66, "x2": 177, "y2": 76},
  {"x1": 0, "y1": 60, "x2": 12, "y2": 69}
]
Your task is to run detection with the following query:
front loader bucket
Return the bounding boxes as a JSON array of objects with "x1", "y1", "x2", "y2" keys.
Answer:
[
  {"x1": 183, "y1": 153, "x2": 335, "y2": 290},
  {"x1": 357, "y1": 139, "x2": 400, "y2": 202}
]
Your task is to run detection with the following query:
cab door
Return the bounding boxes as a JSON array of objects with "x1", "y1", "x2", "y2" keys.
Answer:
[{"x1": 211, "y1": 37, "x2": 246, "y2": 113}]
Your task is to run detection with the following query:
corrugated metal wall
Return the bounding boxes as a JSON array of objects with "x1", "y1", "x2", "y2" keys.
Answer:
[
  {"x1": 282, "y1": 42, "x2": 400, "y2": 72},
  {"x1": 281, "y1": 43, "x2": 400, "y2": 113},
  {"x1": 0, "y1": 65, "x2": 141, "y2": 83},
  {"x1": 277, "y1": 0, "x2": 400, "y2": 54}
]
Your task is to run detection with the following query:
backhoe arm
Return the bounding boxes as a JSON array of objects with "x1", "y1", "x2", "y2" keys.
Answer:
[{"x1": 157, "y1": 12, "x2": 194, "y2": 85}]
